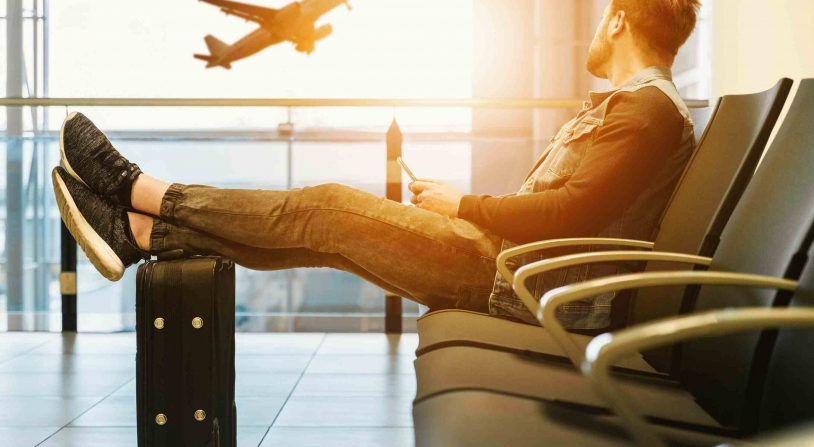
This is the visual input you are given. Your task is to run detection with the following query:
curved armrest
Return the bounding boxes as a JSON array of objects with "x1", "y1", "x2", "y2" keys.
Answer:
[
  {"x1": 496, "y1": 238, "x2": 655, "y2": 283},
  {"x1": 512, "y1": 251, "x2": 711, "y2": 316},
  {"x1": 531, "y1": 270, "x2": 796, "y2": 367},
  {"x1": 582, "y1": 307, "x2": 814, "y2": 447}
]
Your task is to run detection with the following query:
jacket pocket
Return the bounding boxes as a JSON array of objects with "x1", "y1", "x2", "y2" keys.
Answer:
[{"x1": 548, "y1": 120, "x2": 600, "y2": 179}]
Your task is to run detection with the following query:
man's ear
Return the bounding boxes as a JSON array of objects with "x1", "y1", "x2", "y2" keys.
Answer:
[{"x1": 608, "y1": 10, "x2": 626, "y2": 39}]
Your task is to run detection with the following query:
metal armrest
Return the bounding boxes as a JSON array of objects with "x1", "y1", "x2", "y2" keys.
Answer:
[
  {"x1": 514, "y1": 256, "x2": 714, "y2": 363},
  {"x1": 512, "y1": 251, "x2": 711, "y2": 315},
  {"x1": 583, "y1": 307, "x2": 812, "y2": 447},
  {"x1": 718, "y1": 423, "x2": 814, "y2": 447},
  {"x1": 496, "y1": 238, "x2": 655, "y2": 283},
  {"x1": 535, "y1": 271, "x2": 796, "y2": 366}
]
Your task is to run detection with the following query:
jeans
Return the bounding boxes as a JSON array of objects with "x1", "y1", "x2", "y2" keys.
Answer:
[{"x1": 149, "y1": 183, "x2": 503, "y2": 312}]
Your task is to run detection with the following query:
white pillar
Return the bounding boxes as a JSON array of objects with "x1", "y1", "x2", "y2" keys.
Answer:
[{"x1": 6, "y1": 0, "x2": 25, "y2": 323}]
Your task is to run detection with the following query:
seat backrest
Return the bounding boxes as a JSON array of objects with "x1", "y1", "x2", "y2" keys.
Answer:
[
  {"x1": 631, "y1": 79, "x2": 793, "y2": 331},
  {"x1": 758, "y1": 247, "x2": 814, "y2": 432},
  {"x1": 677, "y1": 79, "x2": 814, "y2": 428},
  {"x1": 690, "y1": 104, "x2": 716, "y2": 144}
]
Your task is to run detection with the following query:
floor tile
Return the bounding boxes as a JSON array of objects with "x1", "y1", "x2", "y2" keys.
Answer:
[
  {"x1": 305, "y1": 356, "x2": 415, "y2": 375},
  {"x1": 260, "y1": 427, "x2": 415, "y2": 447},
  {"x1": 38, "y1": 426, "x2": 274, "y2": 447},
  {"x1": 0, "y1": 332, "x2": 59, "y2": 354},
  {"x1": 0, "y1": 333, "x2": 422, "y2": 444},
  {"x1": 273, "y1": 397, "x2": 413, "y2": 427},
  {"x1": 236, "y1": 396, "x2": 287, "y2": 427},
  {"x1": 317, "y1": 334, "x2": 419, "y2": 356},
  {"x1": 0, "y1": 397, "x2": 102, "y2": 427},
  {"x1": 30, "y1": 334, "x2": 136, "y2": 355},
  {"x1": 236, "y1": 373, "x2": 301, "y2": 397},
  {"x1": 0, "y1": 351, "x2": 21, "y2": 364},
  {"x1": 38, "y1": 427, "x2": 136, "y2": 447},
  {"x1": 105, "y1": 366, "x2": 309, "y2": 398},
  {"x1": 69, "y1": 396, "x2": 135, "y2": 427},
  {"x1": 236, "y1": 356, "x2": 312, "y2": 374},
  {"x1": 111, "y1": 379, "x2": 136, "y2": 397},
  {"x1": 239, "y1": 426, "x2": 271, "y2": 447},
  {"x1": 293, "y1": 374, "x2": 416, "y2": 397},
  {"x1": 69, "y1": 395, "x2": 287, "y2": 428},
  {"x1": 0, "y1": 372, "x2": 134, "y2": 397},
  {"x1": 0, "y1": 427, "x2": 61, "y2": 447},
  {"x1": 0, "y1": 354, "x2": 135, "y2": 373},
  {"x1": 235, "y1": 334, "x2": 325, "y2": 356}
]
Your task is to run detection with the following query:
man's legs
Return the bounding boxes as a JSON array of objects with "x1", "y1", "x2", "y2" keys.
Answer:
[
  {"x1": 130, "y1": 175, "x2": 503, "y2": 311},
  {"x1": 148, "y1": 221, "x2": 420, "y2": 300}
]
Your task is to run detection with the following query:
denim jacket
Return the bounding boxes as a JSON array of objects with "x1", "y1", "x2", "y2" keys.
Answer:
[{"x1": 488, "y1": 66, "x2": 696, "y2": 329}]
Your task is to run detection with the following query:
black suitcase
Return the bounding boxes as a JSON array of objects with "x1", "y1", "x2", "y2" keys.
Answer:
[{"x1": 136, "y1": 251, "x2": 237, "y2": 447}]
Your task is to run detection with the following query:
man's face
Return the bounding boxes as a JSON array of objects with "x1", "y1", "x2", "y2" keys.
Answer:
[{"x1": 586, "y1": 4, "x2": 613, "y2": 78}]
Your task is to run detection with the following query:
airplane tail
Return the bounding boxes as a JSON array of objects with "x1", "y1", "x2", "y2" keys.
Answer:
[
  {"x1": 193, "y1": 35, "x2": 231, "y2": 69},
  {"x1": 204, "y1": 35, "x2": 229, "y2": 56}
]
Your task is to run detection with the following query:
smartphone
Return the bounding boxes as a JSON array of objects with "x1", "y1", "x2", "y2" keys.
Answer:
[{"x1": 397, "y1": 157, "x2": 418, "y2": 182}]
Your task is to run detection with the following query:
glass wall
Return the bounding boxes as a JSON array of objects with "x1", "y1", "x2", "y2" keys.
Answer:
[
  {"x1": 1, "y1": 0, "x2": 476, "y2": 332},
  {"x1": 0, "y1": 138, "x2": 63, "y2": 332},
  {"x1": 1, "y1": 0, "x2": 713, "y2": 332}
]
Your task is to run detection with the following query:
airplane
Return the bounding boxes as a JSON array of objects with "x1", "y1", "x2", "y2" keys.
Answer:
[{"x1": 194, "y1": 0, "x2": 352, "y2": 69}]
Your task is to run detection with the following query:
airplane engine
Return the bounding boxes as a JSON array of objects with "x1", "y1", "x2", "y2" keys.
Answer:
[
  {"x1": 295, "y1": 25, "x2": 333, "y2": 54},
  {"x1": 313, "y1": 24, "x2": 333, "y2": 42},
  {"x1": 295, "y1": 41, "x2": 316, "y2": 54}
]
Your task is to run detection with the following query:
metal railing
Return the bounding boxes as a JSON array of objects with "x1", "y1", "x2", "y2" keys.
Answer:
[
  {"x1": 0, "y1": 97, "x2": 709, "y2": 108},
  {"x1": 2, "y1": 96, "x2": 709, "y2": 333}
]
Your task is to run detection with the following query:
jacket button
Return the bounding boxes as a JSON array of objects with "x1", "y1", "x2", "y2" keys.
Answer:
[
  {"x1": 155, "y1": 414, "x2": 167, "y2": 425},
  {"x1": 154, "y1": 318, "x2": 164, "y2": 329},
  {"x1": 192, "y1": 317, "x2": 203, "y2": 329},
  {"x1": 194, "y1": 410, "x2": 206, "y2": 421}
]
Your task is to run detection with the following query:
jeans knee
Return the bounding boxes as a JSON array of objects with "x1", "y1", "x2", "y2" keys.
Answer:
[
  {"x1": 313, "y1": 182, "x2": 349, "y2": 197},
  {"x1": 306, "y1": 183, "x2": 363, "y2": 209}
]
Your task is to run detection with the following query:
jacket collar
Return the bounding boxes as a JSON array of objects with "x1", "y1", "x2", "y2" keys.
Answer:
[{"x1": 587, "y1": 66, "x2": 673, "y2": 107}]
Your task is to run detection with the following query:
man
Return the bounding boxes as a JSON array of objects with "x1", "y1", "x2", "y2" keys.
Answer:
[{"x1": 53, "y1": 0, "x2": 700, "y2": 330}]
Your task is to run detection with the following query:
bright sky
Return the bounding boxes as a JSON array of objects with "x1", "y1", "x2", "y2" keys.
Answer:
[{"x1": 46, "y1": 0, "x2": 474, "y2": 130}]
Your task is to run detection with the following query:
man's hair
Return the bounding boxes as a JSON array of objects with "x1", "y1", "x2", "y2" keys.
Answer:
[{"x1": 611, "y1": 0, "x2": 701, "y2": 59}]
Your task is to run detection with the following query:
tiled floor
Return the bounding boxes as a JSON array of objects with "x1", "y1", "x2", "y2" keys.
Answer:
[{"x1": 0, "y1": 332, "x2": 418, "y2": 447}]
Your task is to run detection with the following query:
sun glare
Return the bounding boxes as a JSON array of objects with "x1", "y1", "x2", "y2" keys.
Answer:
[{"x1": 47, "y1": 0, "x2": 474, "y2": 130}]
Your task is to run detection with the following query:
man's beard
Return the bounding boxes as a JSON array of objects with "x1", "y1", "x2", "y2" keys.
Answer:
[{"x1": 586, "y1": 32, "x2": 612, "y2": 78}]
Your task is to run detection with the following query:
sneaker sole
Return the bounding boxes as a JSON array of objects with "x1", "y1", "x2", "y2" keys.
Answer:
[
  {"x1": 59, "y1": 111, "x2": 89, "y2": 188},
  {"x1": 52, "y1": 169, "x2": 125, "y2": 282}
]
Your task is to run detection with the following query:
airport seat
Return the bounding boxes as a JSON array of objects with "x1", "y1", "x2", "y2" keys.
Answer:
[
  {"x1": 571, "y1": 257, "x2": 814, "y2": 446},
  {"x1": 414, "y1": 79, "x2": 793, "y2": 374},
  {"x1": 726, "y1": 423, "x2": 814, "y2": 447},
  {"x1": 414, "y1": 305, "x2": 814, "y2": 447},
  {"x1": 412, "y1": 79, "x2": 814, "y2": 444},
  {"x1": 414, "y1": 391, "x2": 734, "y2": 447}
]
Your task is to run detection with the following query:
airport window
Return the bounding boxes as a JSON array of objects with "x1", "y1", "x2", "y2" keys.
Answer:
[
  {"x1": 1, "y1": 0, "x2": 477, "y2": 332},
  {"x1": 0, "y1": 0, "x2": 713, "y2": 332}
]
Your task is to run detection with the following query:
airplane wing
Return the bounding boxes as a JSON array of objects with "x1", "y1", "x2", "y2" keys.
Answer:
[{"x1": 200, "y1": 0, "x2": 277, "y2": 23}]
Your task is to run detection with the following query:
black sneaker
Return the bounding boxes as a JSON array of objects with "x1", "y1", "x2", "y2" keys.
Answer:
[
  {"x1": 52, "y1": 166, "x2": 149, "y2": 281},
  {"x1": 59, "y1": 112, "x2": 142, "y2": 209}
]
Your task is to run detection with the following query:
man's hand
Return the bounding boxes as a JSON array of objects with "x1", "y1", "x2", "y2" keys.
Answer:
[{"x1": 408, "y1": 180, "x2": 464, "y2": 218}]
